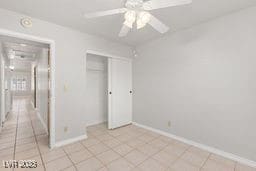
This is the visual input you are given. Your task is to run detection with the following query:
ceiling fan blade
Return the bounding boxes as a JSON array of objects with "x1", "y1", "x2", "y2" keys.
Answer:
[
  {"x1": 84, "y1": 8, "x2": 127, "y2": 18},
  {"x1": 143, "y1": 0, "x2": 192, "y2": 10},
  {"x1": 119, "y1": 24, "x2": 130, "y2": 37},
  {"x1": 148, "y1": 14, "x2": 169, "y2": 33}
]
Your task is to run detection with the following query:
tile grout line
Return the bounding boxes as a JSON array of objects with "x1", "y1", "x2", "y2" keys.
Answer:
[
  {"x1": 87, "y1": 125, "x2": 206, "y2": 170},
  {"x1": 81, "y1": 127, "x2": 166, "y2": 170},
  {"x1": 12, "y1": 100, "x2": 20, "y2": 171},
  {"x1": 199, "y1": 152, "x2": 211, "y2": 170},
  {"x1": 27, "y1": 101, "x2": 47, "y2": 171},
  {"x1": 62, "y1": 148, "x2": 78, "y2": 171}
]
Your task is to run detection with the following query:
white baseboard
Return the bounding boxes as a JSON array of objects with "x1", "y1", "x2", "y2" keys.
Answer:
[
  {"x1": 55, "y1": 134, "x2": 87, "y2": 147},
  {"x1": 132, "y1": 122, "x2": 256, "y2": 168},
  {"x1": 86, "y1": 120, "x2": 107, "y2": 127}
]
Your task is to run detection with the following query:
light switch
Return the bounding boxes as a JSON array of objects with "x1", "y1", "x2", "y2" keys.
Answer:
[{"x1": 64, "y1": 85, "x2": 68, "y2": 92}]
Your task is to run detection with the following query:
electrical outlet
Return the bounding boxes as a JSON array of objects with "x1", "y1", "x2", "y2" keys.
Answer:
[
  {"x1": 64, "y1": 126, "x2": 68, "y2": 133},
  {"x1": 168, "y1": 121, "x2": 171, "y2": 127}
]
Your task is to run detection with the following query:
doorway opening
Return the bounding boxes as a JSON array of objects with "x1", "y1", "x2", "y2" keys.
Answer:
[
  {"x1": 85, "y1": 50, "x2": 132, "y2": 130},
  {"x1": 86, "y1": 54, "x2": 108, "y2": 126},
  {"x1": 0, "y1": 31, "x2": 55, "y2": 148}
]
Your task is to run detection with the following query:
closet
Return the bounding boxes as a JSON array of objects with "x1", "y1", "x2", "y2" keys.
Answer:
[{"x1": 86, "y1": 52, "x2": 132, "y2": 129}]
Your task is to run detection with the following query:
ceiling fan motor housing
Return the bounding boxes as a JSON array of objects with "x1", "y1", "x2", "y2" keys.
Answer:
[{"x1": 125, "y1": 0, "x2": 144, "y2": 10}]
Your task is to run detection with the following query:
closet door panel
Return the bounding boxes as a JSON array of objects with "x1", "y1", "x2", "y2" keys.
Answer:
[{"x1": 108, "y1": 58, "x2": 132, "y2": 129}]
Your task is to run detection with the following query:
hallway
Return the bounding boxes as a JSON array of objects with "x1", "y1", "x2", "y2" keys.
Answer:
[{"x1": 0, "y1": 97, "x2": 48, "y2": 170}]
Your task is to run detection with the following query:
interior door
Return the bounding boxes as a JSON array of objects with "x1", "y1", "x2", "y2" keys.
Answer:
[{"x1": 108, "y1": 58, "x2": 132, "y2": 129}]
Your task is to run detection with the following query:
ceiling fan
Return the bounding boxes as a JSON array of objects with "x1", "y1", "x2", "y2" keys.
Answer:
[{"x1": 84, "y1": 0, "x2": 192, "y2": 37}]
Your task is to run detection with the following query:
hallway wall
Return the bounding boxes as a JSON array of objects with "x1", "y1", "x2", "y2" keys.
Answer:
[
  {"x1": 0, "y1": 41, "x2": 3, "y2": 128},
  {"x1": 35, "y1": 48, "x2": 49, "y2": 132}
]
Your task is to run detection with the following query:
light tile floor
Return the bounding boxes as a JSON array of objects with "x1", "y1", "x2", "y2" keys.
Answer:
[{"x1": 0, "y1": 97, "x2": 255, "y2": 171}]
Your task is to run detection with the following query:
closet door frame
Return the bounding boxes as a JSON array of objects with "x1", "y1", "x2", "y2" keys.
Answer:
[{"x1": 85, "y1": 50, "x2": 132, "y2": 130}]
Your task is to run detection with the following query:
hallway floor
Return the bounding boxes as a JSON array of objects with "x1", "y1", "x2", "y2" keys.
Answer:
[{"x1": 0, "y1": 98, "x2": 255, "y2": 171}]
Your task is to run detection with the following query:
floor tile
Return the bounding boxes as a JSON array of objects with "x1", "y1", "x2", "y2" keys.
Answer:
[
  {"x1": 45, "y1": 156, "x2": 73, "y2": 171},
  {"x1": 163, "y1": 144, "x2": 187, "y2": 157},
  {"x1": 96, "y1": 134, "x2": 114, "y2": 141},
  {"x1": 148, "y1": 139, "x2": 169, "y2": 150},
  {"x1": 137, "y1": 135, "x2": 156, "y2": 143},
  {"x1": 138, "y1": 158, "x2": 167, "y2": 171},
  {"x1": 96, "y1": 150, "x2": 121, "y2": 165},
  {"x1": 68, "y1": 148, "x2": 93, "y2": 164},
  {"x1": 209, "y1": 154, "x2": 236, "y2": 168},
  {"x1": 63, "y1": 142, "x2": 85, "y2": 154},
  {"x1": 42, "y1": 148, "x2": 66, "y2": 163},
  {"x1": 136, "y1": 144, "x2": 159, "y2": 156},
  {"x1": 15, "y1": 142, "x2": 37, "y2": 153},
  {"x1": 170, "y1": 159, "x2": 200, "y2": 171},
  {"x1": 102, "y1": 138, "x2": 122, "y2": 148},
  {"x1": 76, "y1": 157, "x2": 103, "y2": 171},
  {"x1": 81, "y1": 137, "x2": 100, "y2": 147},
  {"x1": 87, "y1": 142, "x2": 110, "y2": 155},
  {"x1": 152, "y1": 151, "x2": 178, "y2": 167},
  {"x1": 187, "y1": 146, "x2": 210, "y2": 158},
  {"x1": 62, "y1": 166, "x2": 77, "y2": 171},
  {"x1": 116, "y1": 134, "x2": 133, "y2": 142},
  {"x1": 235, "y1": 163, "x2": 256, "y2": 171},
  {"x1": 202, "y1": 159, "x2": 235, "y2": 171},
  {"x1": 180, "y1": 151, "x2": 208, "y2": 167},
  {"x1": 15, "y1": 148, "x2": 40, "y2": 160},
  {"x1": 124, "y1": 150, "x2": 148, "y2": 166},
  {"x1": 113, "y1": 144, "x2": 133, "y2": 156},
  {"x1": 126, "y1": 139, "x2": 145, "y2": 148},
  {"x1": 106, "y1": 158, "x2": 134, "y2": 171}
]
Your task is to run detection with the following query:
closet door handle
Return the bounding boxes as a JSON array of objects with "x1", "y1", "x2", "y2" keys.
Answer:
[
  {"x1": 129, "y1": 91, "x2": 132, "y2": 94},
  {"x1": 109, "y1": 92, "x2": 112, "y2": 95}
]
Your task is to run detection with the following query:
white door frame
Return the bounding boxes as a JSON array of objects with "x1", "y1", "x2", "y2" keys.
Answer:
[
  {"x1": 86, "y1": 50, "x2": 132, "y2": 61},
  {"x1": 85, "y1": 50, "x2": 132, "y2": 129},
  {"x1": 0, "y1": 56, "x2": 5, "y2": 130},
  {"x1": 0, "y1": 28, "x2": 56, "y2": 148}
]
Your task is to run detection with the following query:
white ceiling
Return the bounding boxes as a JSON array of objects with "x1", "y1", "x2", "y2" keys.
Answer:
[
  {"x1": 0, "y1": 0, "x2": 255, "y2": 46},
  {"x1": 0, "y1": 35, "x2": 48, "y2": 71}
]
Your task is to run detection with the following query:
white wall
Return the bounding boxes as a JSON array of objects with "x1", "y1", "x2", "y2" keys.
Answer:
[
  {"x1": 0, "y1": 8, "x2": 133, "y2": 143},
  {"x1": 133, "y1": 7, "x2": 256, "y2": 161},
  {"x1": 4, "y1": 66, "x2": 12, "y2": 115},
  {"x1": 86, "y1": 54, "x2": 108, "y2": 126},
  {"x1": 0, "y1": 41, "x2": 3, "y2": 128},
  {"x1": 35, "y1": 48, "x2": 49, "y2": 132},
  {"x1": 0, "y1": 43, "x2": 11, "y2": 126}
]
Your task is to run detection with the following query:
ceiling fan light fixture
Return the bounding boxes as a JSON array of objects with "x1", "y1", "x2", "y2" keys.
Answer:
[
  {"x1": 138, "y1": 11, "x2": 151, "y2": 24},
  {"x1": 124, "y1": 20, "x2": 134, "y2": 28},
  {"x1": 124, "y1": 10, "x2": 136, "y2": 23},
  {"x1": 137, "y1": 19, "x2": 146, "y2": 29}
]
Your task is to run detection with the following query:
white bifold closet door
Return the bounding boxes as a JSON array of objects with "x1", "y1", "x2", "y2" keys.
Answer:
[{"x1": 108, "y1": 58, "x2": 132, "y2": 129}]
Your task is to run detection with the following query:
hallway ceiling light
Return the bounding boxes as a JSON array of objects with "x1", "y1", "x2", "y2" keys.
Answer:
[
  {"x1": 9, "y1": 65, "x2": 14, "y2": 70},
  {"x1": 8, "y1": 50, "x2": 15, "y2": 59}
]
